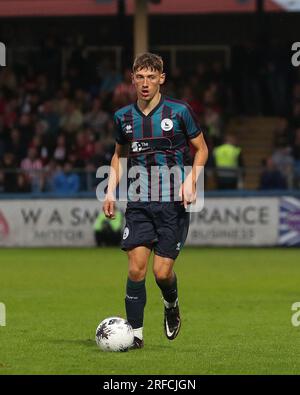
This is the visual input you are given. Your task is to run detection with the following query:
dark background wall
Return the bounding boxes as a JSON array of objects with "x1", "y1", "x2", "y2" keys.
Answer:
[{"x1": 0, "y1": 13, "x2": 299, "y2": 46}]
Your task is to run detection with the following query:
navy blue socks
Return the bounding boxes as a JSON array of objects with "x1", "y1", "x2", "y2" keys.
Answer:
[{"x1": 125, "y1": 278, "x2": 146, "y2": 339}]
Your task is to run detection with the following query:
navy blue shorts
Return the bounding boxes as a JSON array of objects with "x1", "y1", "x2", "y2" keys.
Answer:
[{"x1": 121, "y1": 201, "x2": 190, "y2": 260}]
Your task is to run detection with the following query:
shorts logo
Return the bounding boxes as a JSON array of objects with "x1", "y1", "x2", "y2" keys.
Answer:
[
  {"x1": 123, "y1": 227, "x2": 129, "y2": 240},
  {"x1": 161, "y1": 118, "x2": 173, "y2": 132},
  {"x1": 176, "y1": 242, "x2": 181, "y2": 251}
]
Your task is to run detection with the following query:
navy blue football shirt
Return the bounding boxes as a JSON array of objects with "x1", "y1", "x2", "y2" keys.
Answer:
[{"x1": 114, "y1": 95, "x2": 202, "y2": 202}]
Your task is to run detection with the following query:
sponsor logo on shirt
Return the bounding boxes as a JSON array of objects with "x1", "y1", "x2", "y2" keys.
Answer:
[{"x1": 131, "y1": 141, "x2": 150, "y2": 153}]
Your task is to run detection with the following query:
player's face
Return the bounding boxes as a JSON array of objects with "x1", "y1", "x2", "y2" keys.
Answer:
[{"x1": 132, "y1": 68, "x2": 165, "y2": 101}]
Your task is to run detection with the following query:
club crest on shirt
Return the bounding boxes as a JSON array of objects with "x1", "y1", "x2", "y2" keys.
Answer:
[{"x1": 161, "y1": 118, "x2": 173, "y2": 132}]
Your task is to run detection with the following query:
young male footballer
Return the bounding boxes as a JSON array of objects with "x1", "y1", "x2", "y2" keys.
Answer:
[{"x1": 103, "y1": 53, "x2": 208, "y2": 349}]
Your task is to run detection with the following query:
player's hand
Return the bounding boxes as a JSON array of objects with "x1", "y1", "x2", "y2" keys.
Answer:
[
  {"x1": 103, "y1": 197, "x2": 116, "y2": 219},
  {"x1": 179, "y1": 179, "x2": 196, "y2": 209}
]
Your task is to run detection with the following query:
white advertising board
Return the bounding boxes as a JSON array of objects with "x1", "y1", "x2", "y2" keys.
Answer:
[{"x1": 0, "y1": 198, "x2": 279, "y2": 247}]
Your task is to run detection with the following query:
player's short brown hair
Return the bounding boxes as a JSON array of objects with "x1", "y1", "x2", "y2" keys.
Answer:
[{"x1": 132, "y1": 52, "x2": 164, "y2": 73}]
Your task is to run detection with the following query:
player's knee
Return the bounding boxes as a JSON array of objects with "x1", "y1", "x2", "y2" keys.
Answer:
[
  {"x1": 153, "y1": 269, "x2": 173, "y2": 283},
  {"x1": 128, "y1": 265, "x2": 147, "y2": 282}
]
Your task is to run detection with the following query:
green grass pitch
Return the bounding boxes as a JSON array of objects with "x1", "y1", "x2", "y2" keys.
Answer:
[{"x1": 0, "y1": 247, "x2": 300, "y2": 375}]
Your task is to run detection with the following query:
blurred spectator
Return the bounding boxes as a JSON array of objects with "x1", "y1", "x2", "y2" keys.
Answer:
[
  {"x1": 59, "y1": 100, "x2": 83, "y2": 133},
  {"x1": 83, "y1": 162, "x2": 97, "y2": 192},
  {"x1": 259, "y1": 157, "x2": 287, "y2": 190},
  {"x1": 20, "y1": 147, "x2": 43, "y2": 192},
  {"x1": 52, "y1": 162, "x2": 80, "y2": 194},
  {"x1": 1, "y1": 43, "x2": 299, "y2": 194},
  {"x1": 75, "y1": 130, "x2": 95, "y2": 162},
  {"x1": 204, "y1": 107, "x2": 222, "y2": 146},
  {"x1": 271, "y1": 146, "x2": 294, "y2": 189},
  {"x1": 112, "y1": 68, "x2": 136, "y2": 108},
  {"x1": 181, "y1": 86, "x2": 204, "y2": 116},
  {"x1": 99, "y1": 62, "x2": 122, "y2": 98},
  {"x1": 53, "y1": 134, "x2": 68, "y2": 163},
  {"x1": 2, "y1": 152, "x2": 17, "y2": 192},
  {"x1": 16, "y1": 172, "x2": 31, "y2": 193},
  {"x1": 290, "y1": 102, "x2": 300, "y2": 129},
  {"x1": 212, "y1": 134, "x2": 244, "y2": 189},
  {"x1": 18, "y1": 113, "x2": 34, "y2": 146},
  {"x1": 90, "y1": 141, "x2": 108, "y2": 168},
  {"x1": 3, "y1": 98, "x2": 18, "y2": 129},
  {"x1": 38, "y1": 100, "x2": 60, "y2": 136},
  {"x1": 43, "y1": 159, "x2": 57, "y2": 192},
  {"x1": 84, "y1": 98, "x2": 110, "y2": 137},
  {"x1": 0, "y1": 67, "x2": 17, "y2": 92},
  {"x1": 273, "y1": 118, "x2": 292, "y2": 148},
  {"x1": 93, "y1": 209, "x2": 123, "y2": 247},
  {"x1": 5, "y1": 128, "x2": 26, "y2": 164},
  {"x1": 292, "y1": 128, "x2": 300, "y2": 161}
]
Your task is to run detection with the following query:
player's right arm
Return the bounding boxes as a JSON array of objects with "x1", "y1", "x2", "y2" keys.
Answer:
[{"x1": 102, "y1": 142, "x2": 129, "y2": 219}]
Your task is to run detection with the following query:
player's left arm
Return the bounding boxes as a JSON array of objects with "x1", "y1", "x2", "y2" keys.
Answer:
[
  {"x1": 179, "y1": 103, "x2": 208, "y2": 207},
  {"x1": 180, "y1": 132, "x2": 208, "y2": 207}
]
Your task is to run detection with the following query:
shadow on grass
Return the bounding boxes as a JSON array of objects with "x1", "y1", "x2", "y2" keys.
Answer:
[
  {"x1": 48, "y1": 338, "x2": 96, "y2": 348},
  {"x1": 47, "y1": 338, "x2": 170, "y2": 352}
]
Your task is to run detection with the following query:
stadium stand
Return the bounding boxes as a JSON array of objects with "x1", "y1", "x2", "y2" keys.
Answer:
[{"x1": 0, "y1": 38, "x2": 299, "y2": 193}]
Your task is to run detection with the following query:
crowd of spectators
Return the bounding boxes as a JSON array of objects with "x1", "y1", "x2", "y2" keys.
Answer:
[
  {"x1": 259, "y1": 77, "x2": 300, "y2": 190},
  {"x1": 0, "y1": 39, "x2": 300, "y2": 193},
  {"x1": 0, "y1": 48, "x2": 231, "y2": 193}
]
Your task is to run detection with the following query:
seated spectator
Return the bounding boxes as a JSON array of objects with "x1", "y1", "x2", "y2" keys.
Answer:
[
  {"x1": 273, "y1": 118, "x2": 292, "y2": 148},
  {"x1": 83, "y1": 161, "x2": 97, "y2": 192},
  {"x1": 3, "y1": 98, "x2": 18, "y2": 129},
  {"x1": 2, "y1": 152, "x2": 17, "y2": 192},
  {"x1": 38, "y1": 100, "x2": 60, "y2": 136},
  {"x1": 271, "y1": 145, "x2": 294, "y2": 188},
  {"x1": 259, "y1": 157, "x2": 287, "y2": 190},
  {"x1": 16, "y1": 172, "x2": 31, "y2": 193},
  {"x1": 52, "y1": 162, "x2": 80, "y2": 194},
  {"x1": 74, "y1": 129, "x2": 95, "y2": 162},
  {"x1": 5, "y1": 128, "x2": 26, "y2": 165},
  {"x1": 0, "y1": 67, "x2": 17, "y2": 92},
  {"x1": 59, "y1": 99, "x2": 83, "y2": 133},
  {"x1": 20, "y1": 147, "x2": 43, "y2": 192},
  {"x1": 90, "y1": 141, "x2": 107, "y2": 168},
  {"x1": 17, "y1": 113, "x2": 34, "y2": 145},
  {"x1": 84, "y1": 98, "x2": 110, "y2": 137},
  {"x1": 53, "y1": 134, "x2": 68, "y2": 164}
]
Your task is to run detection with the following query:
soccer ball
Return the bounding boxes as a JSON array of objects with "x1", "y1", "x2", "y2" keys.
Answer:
[{"x1": 95, "y1": 317, "x2": 134, "y2": 352}]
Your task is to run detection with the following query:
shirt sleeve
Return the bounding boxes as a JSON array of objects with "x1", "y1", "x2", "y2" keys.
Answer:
[
  {"x1": 114, "y1": 114, "x2": 128, "y2": 145},
  {"x1": 181, "y1": 104, "x2": 202, "y2": 140}
]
